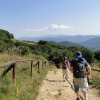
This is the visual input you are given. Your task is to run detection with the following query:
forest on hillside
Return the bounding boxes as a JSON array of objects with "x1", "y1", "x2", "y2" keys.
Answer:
[{"x1": 0, "y1": 29, "x2": 100, "y2": 65}]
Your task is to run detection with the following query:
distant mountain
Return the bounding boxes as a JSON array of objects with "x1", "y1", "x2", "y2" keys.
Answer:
[
  {"x1": 17, "y1": 35, "x2": 100, "y2": 51},
  {"x1": 78, "y1": 37, "x2": 100, "y2": 51},
  {"x1": 51, "y1": 41, "x2": 83, "y2": 47},
  {"x1": 17, "y1": 35, "x2": 99, "y2": 43}
]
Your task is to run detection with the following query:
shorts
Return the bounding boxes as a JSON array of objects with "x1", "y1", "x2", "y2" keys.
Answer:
[
  {"x1": 62, "y1": 68, "x2": 69, "y2": 76},
  {"x1": 73, "y1": 77, "x2": 88, "y2": 93}
]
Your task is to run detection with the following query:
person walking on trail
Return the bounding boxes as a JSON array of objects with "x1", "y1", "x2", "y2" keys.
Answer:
[
  {"x1": 61, "y1": 56, "x2": 70, "y2": 82},
  {"x1": 70, "y1": 51, "x2": 91, "y2": 100}
]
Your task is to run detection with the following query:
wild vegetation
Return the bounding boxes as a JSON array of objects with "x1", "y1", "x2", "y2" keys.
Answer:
[
  {"x1": 0, "y1": 29, "x2": 100, "y2": 99},
  {"x1": 0, "y1": 54, "x2": 55, "y2": 100}
]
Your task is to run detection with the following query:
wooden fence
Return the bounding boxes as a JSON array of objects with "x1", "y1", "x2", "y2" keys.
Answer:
[
  {"x1": 91, "y1": 68, "x2": 100, "y2": 72},
  {"x1": 87, "y1": 68, "x2": 100, "y2": 84},
  {"x1": 0, "y1": 59, "x2": 54, "y2": 85},
  {"x1": 0, "y1": 59, "x2": 100, "y2": 85}
]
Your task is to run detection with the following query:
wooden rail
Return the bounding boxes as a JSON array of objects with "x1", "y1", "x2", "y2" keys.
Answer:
[
  {"x1": 0, "y1": 59, "x2": 54, "y2": 85},
  {"x1": 91, "y1": 68, "x2": 100, "y2": 72},
  {"x1": 87, "y1": 68, "x2": 100, "y2": 84}
]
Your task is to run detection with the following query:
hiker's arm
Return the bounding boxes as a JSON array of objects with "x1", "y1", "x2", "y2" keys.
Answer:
[
  {"x1": 86, "y1": 65, "x2": 91, "y2": 78},
  {"x1": 87, "y1": 65, "x2": 91, "y2": 72}
]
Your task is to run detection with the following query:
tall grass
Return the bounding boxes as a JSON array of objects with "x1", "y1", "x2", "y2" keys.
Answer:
[
  {"x1": 90, "y1": 62, "x2": 100, "y2": 88},
  {"x1": 0, "y1": 53, "x2": 56, "y2": 100}
]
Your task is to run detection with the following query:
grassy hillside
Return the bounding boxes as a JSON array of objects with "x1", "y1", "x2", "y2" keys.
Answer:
[
  {"x1": 0, "y1": 29, "x2": 97, "y2": 64},
  {"x1": 90, "y1": 62, "x2": 100, "y2": 88},
  {"x1": 0, "y1": 53, "x2": 56, "y2": 100},
  {"x1": 0, "y1": 29, "x2": 100, "y2": 99}
]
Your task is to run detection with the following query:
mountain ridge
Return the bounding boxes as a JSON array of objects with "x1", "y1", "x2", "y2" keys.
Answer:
[
  {"x1": 17, "y1": 35, "x2": 99, "y2": 43},
  {"x1": 17, "y1": 35, "x2": 100, "y2": 51}
]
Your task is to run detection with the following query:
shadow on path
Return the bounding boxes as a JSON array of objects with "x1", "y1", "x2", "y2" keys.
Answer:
[
  {"x1": 44, "y1": 79, "x2": 64, "y2": 82},
  {"x1": 45, "y1": 77, "x2": 84, "y2": 100},
  {"x1": 66, "y1": 78, "x2": 84, "y2": 100}
]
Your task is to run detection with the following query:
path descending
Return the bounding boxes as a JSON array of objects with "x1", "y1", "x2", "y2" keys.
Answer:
[{"x1": 36, "y1": 69, "x2": 100, "y2": 100}]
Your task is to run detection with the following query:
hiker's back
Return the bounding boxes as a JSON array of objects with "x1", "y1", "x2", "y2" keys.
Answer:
[
  {"x1": 61, "y1": 56, "x2": 70, "y2": 81},
  {"x1": 70, "y1": 51, "x2": 91, "y2": 100},
  {"x1": 73, "y1": 58, "x2": 86, "y2": 78},
  {"x1": 62, "y1": 60, "x2": 69, "y2": 69}
]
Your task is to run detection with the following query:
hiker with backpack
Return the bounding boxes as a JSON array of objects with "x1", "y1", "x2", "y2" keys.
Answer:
[
  {"x1": 70, "y1": 51, "x2": 91, "y2": 100},
  {"x1": 61, "y1": 56, "x2": 70, "y2": 82}
]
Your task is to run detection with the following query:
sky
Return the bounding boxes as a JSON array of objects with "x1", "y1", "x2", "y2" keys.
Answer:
[{"x1": 0, "y1": 0, "x2": 100, "y2": 39}]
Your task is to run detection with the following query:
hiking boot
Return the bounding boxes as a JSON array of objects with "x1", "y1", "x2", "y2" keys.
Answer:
[{"x1": 76, "y1": 97, "x2": 80, "y2": 100}]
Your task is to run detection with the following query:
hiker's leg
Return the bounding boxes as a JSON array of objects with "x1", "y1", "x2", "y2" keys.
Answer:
[
  {"x1": 63, "y1": 74, "x2": 65, "y2": 79},
  {"x1": 65, "y1": 75, "x2": 68, "y2": 79},
  {"x1": 65, "y1": 69, "x2": 68, "y2": 79},
  {"x1": 80, "y1": 78, "x2": 88, "y2": 100},
  {"x1": 62, "y1": 69, "x2": 66, "y2": 81},
  {"x1": 63, "y1": 74, "x2": 66, "y2": 82},
  {"x1": 83, "y1": 92, "x2": 88, "y2": 100},
  {"x1": 75, "y1": 92, "x2": 80, "y2": 98},
  {"x1": 73, "y1": 78, "x2": 80, "y2": 98}
]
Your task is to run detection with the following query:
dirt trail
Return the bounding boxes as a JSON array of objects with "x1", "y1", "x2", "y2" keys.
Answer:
[{"x1": 36, "y1": 69, "x2": 100, "y2": 100}]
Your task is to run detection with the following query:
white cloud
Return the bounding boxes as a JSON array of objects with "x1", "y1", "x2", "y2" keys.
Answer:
[
  {"x1": 27, "y1": 24, "x2": 73, "y2": 32},
  {"x1": 50, "y1": 24, "x2": 73, "y2": 29}
]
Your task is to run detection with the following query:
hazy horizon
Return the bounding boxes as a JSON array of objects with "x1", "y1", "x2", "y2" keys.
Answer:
[{"x1": 1, "y1": 0, "x2": 100, "y2": 38}]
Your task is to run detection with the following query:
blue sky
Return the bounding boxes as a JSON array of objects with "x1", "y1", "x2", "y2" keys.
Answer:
[{"x1": 0, "y1": 0, "x2": 100, "y2": 39}]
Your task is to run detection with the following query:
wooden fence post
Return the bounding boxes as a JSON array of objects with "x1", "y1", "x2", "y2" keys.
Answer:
[
  {"x1": 30, "y1": 61, "x2": 33, "y2": 78},
  {"x1": 87, "y1": 77, "x2": 90, "y2": 84},
  {"x1": 13, "y1": 63, "x2": 16, "y2": 85},
  {"x1": 45, "y1": 61, "x2": 46, "y2": 67},
  {"x1": 38, "y1": 61, "x2": 40, "y2": 72}
]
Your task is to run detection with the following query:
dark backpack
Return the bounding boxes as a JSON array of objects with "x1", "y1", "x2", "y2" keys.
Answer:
[{"x1": 74, "y1": 59, "x2": 86, "y2": 78}]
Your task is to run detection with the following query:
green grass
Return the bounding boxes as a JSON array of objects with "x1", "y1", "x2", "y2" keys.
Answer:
[
  {"x1": 90, "y1": 70, "x2": 100, "y2": 88},
  {"x1": 90, "y1": 62, "x2": 100, "y2": 88},
  {"x1": 0, "y1": 53, "x2": 56, "y2": 100},
  {"x1": 91, "y1": 77, "x2": 100, "y2": 88}
]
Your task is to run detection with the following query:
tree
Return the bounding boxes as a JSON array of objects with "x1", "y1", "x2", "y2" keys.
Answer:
[
  {"x1": 94, "y1": 51, "x2": 100, "y2": 61},
  {"x1": 81, "y1": 47, "x2": 94, "y2": 63}
]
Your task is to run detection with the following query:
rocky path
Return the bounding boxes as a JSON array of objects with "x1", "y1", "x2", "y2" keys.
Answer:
[{"x1": 36, "y1": 69, "x2": 100, "y2": 100}]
